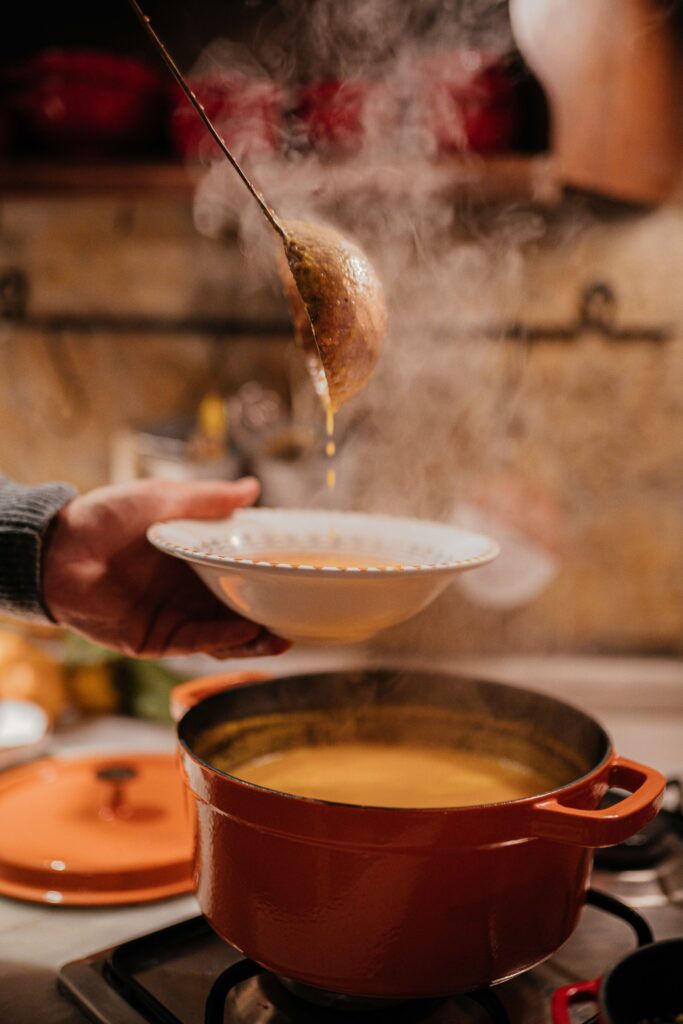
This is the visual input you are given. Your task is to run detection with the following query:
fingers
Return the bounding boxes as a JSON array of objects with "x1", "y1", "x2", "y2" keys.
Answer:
[
  {"x1": 147, "y1": 615, "x2": 289, "y2": 659},
  {"x1": 211, "y1": 630, "x2": 291, "y2": 659},
  {"x1": 157, "y1": 477, "x2": 260, "y2": 521},
  {"x1": 153, "y1": 615, "x2": 262, "y2": 657}
]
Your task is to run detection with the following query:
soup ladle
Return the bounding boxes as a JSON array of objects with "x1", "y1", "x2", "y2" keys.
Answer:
[{"x1": 127, "y1": 0, "x2": 386, "y2": 413}]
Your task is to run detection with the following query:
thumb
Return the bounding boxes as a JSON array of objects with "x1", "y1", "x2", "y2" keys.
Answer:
[{"x1": 159, "y1": 477, "x2": 260, "y2": 521}]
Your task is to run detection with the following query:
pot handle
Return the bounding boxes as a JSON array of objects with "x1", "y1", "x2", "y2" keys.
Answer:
[
  {"x1": 551, "y1": 978, "x2": 600, "y2": 1024},
  {"x1": 530, "y1": 756, "x2": 665, "y2": 847},
  {"x1": 170, "y1": 672, "x2": 270, "y2": 722}
]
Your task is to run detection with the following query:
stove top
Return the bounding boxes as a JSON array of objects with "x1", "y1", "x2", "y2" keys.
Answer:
[{"x1": 58, "y1": 783, "x2": 683, "y2": 1024}]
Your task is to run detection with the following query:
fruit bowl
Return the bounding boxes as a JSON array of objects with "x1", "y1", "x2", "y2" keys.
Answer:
[{"x1": 148, "y1": 508, "x2": 498, "y2": 645}]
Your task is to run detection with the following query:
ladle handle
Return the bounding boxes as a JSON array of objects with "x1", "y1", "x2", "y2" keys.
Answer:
[
  {"x1": 170, "y1": 672, "x2": 270, "y2": 722},
  {"x1": 530, "y1": 756, "x2": 665, "y2": 847},
  {"x1": 126, "y1": 0, "x2": 287, "y2": 241}
]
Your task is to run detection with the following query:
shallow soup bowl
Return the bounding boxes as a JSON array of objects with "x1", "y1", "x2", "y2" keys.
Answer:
[{"x1": 147, "y1": 508, "x2": 499, "y2": 644}]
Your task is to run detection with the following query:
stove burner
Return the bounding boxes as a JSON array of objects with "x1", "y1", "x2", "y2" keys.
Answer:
[
  {"x1": 209, "y1": 961, "x2": 511, "y2": 1024},
  {"x1": 276, "y1": 975, "x2": 405, "y2": 1010},
  {"x1": 595, "y1": 781, "x2": 683, "y2": 871}
]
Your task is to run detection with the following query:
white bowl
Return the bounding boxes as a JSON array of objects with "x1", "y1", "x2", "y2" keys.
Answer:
[
  {"x1": 0, "y1": 699, "x2": 50, "y2": 771},
  {"x1": 148, "y1": 508, "x2": 499, "y2": 645}
]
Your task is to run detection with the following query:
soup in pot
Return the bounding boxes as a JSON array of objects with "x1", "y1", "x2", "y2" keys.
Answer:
[{"x1": 231, "y1": 742, "x2": 552, "y2": 808}]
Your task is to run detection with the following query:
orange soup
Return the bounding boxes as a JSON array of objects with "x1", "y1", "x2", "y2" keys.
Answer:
[
  {"x1": 243, "y1": 552, "x2": 402, "y2": 569},
  {"x1": 231, "y1": 742, "x2": 551, "y2": 808}
]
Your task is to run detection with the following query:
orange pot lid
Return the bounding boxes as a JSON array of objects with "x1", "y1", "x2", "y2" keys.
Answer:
[{"x1": 0, "y1": 752, "x2": 195, "y2": 906}]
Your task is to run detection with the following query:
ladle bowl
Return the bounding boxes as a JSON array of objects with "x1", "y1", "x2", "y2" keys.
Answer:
[
  {"x1": 127, "y1": 0, "x2": 386, "y2": 413},
  {"x1": 281, "y1": 219, "x2": 386, "y2": 411}
]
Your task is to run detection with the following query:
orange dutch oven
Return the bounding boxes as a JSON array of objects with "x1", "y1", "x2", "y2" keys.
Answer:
[{"x1": 171, "y1": 668, "x2": 664, "y2": 999}]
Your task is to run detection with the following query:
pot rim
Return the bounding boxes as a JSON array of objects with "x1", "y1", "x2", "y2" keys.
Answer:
[{"x1": 178, "y1": 670, "x2": 614, "y2": 814}]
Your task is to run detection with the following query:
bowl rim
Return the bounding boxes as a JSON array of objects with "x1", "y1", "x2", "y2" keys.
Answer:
[{"x1": 147, "y1": 507, "x2": 500, "y2": 578}]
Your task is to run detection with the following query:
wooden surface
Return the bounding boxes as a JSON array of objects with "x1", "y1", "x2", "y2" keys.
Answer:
[
  {"x1": 0, "y1": 155, "x2": 559, "y2": 204},
  {"x1": 0, "y1": 162, "x2": 198, "y2": 200}
]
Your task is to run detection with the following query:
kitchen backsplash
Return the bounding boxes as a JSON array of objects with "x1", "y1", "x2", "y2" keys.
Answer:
[
  {"x1": 1, "y1": 192, "x2": 682, "y2": 655},
  {"x1": 0, "y1": 198, "x2": 292, "y2": 487}
]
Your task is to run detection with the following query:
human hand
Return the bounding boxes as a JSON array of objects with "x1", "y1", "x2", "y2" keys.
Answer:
[{"x1": 42, "y1": 477, "x2": 289, "y2": 659}]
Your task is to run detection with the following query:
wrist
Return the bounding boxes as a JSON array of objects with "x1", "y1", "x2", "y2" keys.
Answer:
[
  {"x1": 40, "y1": 499, "x2": 75, "y2": 624},
  {"x1": 0, "y1": 479, "x2": 77, "y2": 623}
]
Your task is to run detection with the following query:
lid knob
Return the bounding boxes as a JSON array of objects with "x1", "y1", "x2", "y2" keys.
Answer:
[{"x1": 96, "y1": 763, "x2": 138, "y2": 820}]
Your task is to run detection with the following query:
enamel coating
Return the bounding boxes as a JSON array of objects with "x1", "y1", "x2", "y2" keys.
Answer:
[{"x1": 175, "y1": 670, "x2": 664, "y2": 998}]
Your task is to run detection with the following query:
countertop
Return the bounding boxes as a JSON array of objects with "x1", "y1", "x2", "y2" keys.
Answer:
[{"x1": 1, "y1": 652, "x2": 682, "y2": 1024}]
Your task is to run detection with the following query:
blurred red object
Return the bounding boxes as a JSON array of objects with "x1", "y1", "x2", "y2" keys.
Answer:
[
  {"x1": 295, "y1": 80, "x2": 396, "y2": 155},
  {"x1": 170, "y1": 74, "x2": 283, "y2": 162},
  {"x1": 422, "y1": 51, "x2": 520, "y2": 154},
  {"x1": 4, "y1": 50, "x2": 166, "y2": 156}
]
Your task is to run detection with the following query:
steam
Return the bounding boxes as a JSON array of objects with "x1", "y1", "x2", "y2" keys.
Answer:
[
  {"x1": 256, "y1": 0, "x2": 514, "y2": 81},
  {"x1": 184, "y1": 0, "x2": 578, "y2": 650}
]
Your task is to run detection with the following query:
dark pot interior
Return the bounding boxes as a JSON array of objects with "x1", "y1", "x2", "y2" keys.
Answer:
[
  {"x1": 180, "y1": 669, "x2": 610, "y2": 804},
  {"x1": 602, "y1": 939, "x2": 683, "y2": 1024}
]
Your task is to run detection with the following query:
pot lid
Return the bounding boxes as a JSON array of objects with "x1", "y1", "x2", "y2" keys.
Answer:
[{"x1": 0, "y1": 752, "x2": 194, "y2": 906}]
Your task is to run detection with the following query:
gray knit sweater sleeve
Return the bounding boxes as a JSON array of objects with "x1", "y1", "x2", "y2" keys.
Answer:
[{"x1": 0, "y1": 476, "x2": 77, "y2": 622}]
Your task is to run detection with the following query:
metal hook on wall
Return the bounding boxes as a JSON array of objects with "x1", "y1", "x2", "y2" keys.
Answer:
[{"x1": 495, "y1": 281, "x2": 672, "y2": 343}]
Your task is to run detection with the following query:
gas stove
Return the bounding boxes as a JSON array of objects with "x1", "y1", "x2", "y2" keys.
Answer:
[{"x1": 58, "y1": 781, "x2": 683, "y2": 1024}]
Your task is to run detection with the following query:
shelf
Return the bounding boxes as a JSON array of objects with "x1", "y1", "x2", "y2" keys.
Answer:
[
  {"x1": 0, "y1": 161, "x2": 197, "y2": 199},
  {"x1": 0, "y1": 154, "x2": 559, "y2": 204},
  {"x1": 310, "y1": 154, "x2": 560, "y2": 205}
]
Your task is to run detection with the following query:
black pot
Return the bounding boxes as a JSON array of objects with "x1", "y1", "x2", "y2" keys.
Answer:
[{"x1": 553, "y1": 938, "x2": 683, "y2": 1023}]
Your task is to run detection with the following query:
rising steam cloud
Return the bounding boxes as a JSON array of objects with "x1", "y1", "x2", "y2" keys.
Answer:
[
  {"x1": 184, "y1": 0, "x2": 585, "y2": 652},
  {"x1": 189, "y1": 0, "x2": 529, "y2": 505}
]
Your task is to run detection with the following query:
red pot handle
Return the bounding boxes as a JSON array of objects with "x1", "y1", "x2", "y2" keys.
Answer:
[
  {"x1": 530, "y1": 755, "x2": 665, "y2": 847},
  {"x1": 551, "y1": 978, "x2": 601, "y2": 1024},
  {"x1": 170, "y1": 671, "x2": 270, "y2": 722}
]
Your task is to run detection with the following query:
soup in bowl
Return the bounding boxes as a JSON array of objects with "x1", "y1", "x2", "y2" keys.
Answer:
[{"x1": 147, "y1": 508, "x2": 499, "y2": 644}]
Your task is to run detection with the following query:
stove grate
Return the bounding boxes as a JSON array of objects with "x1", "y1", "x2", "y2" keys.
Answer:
[{"x1": 59, "y1": 888, "x2": 659, "y2": 1024}]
